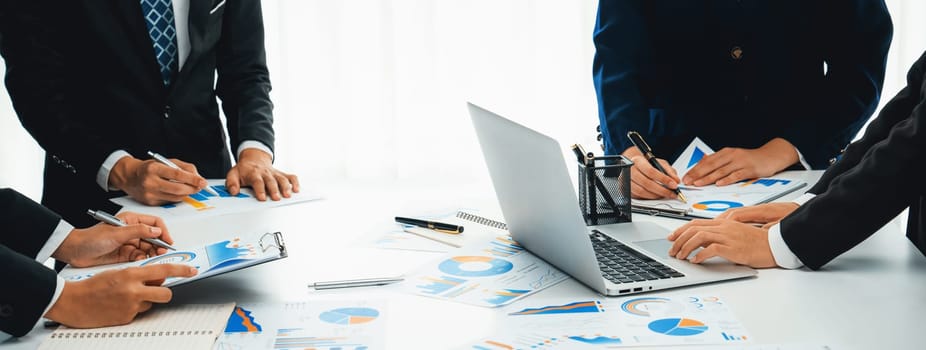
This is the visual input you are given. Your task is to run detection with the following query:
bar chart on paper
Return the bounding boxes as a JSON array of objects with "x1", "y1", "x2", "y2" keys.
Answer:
[
  {"x1": 111, "y1": 179, "x2": 322, "y2": 222},
  {"x1": 214, "y1": 301, "x2": 385, "y2": 350}
]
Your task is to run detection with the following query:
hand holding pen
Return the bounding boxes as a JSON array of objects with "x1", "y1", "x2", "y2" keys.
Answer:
[
  {"x1": 51, "y1": 211, "x2": 176, "y2": 268},
  {"x1": 625, "y1": 131, "x2": 687, "y2": 202},
  {"x1": 88, "y1": 210, "x2": 176, "y2": 251},
  {"x1": 106, "y1": 151, "x2": 212, "y2": 206}
]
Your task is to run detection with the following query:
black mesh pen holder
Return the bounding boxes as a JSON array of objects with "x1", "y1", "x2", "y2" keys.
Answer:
[{"x1": 578, "y1": 155, "x2": 633, "y2": 225}]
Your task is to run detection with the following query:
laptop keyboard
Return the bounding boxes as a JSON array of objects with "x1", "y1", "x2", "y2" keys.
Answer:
[{"x1": 590, "y1": 230, "x2": 685, "y2": 284}]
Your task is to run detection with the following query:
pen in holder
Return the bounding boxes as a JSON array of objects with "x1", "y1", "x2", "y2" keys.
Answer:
[{"x1": 577, "y1": 154, "x2": 633, "y2": 225}]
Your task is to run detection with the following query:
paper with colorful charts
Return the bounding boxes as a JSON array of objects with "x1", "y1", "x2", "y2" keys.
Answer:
[
  {"x1": 214, "y1": 299, "x2": 386, "y2": 350},
  {"x1": 404, "y1": 236, "x2": 569, "y2": 308},
  {"x1": 632, "y1": 137, "x2": 807, "y2": 218},
  {"x1": 632, "y1": 177, "x2": 806, "y2": 218},
  {"x1": 110, "y1": 179, "x2": 323, "y2": 223},
  {"x1": 466, "y1": 295, "x2": 752, "y2": 349},
  {"x1": 58, "y1": 233, "x2": 286, "y2": 287}
]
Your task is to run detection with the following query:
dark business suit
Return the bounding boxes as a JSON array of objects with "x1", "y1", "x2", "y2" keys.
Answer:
[
  {"x1": 2, "y1": 0, "x2": 274, "y2": 227},
  {"x1": 0, "y1": 189, "x2": 62, "y2": 337},
  {"x1": 780, "y1": 51, "x2": 926, "y2": 270},
  {"x1": 593, "y1": 0, "x2": 892, "y2": 168}
]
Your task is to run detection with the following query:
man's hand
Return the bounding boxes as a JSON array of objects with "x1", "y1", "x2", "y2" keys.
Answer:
[
  {"x1": 716, "y1": 202, "x2": 800, "y2": 225},
  {"x1": 622, "y1": 146, "x2": 681, "y2": 200},
  {"x1": 53, "y1": 212, "x2": 173, "y2": 268},
  {"x1": 226, "y1": 148, "x2": 300, "y2": 201},
  {"x1": 682, "y1": 138, "x2": 800, "y2": 187},
  {"x1": 44, "y1": 264, "x2": 197, "y2": 328},
  {"x1": 110, "y1": 157, "x2": 209, "y2": 205},
  {"x1": 667, "y1": 219, "x2": 778, "y2": 268}
]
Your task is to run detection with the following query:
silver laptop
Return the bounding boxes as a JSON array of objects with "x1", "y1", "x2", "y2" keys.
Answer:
[{"x1": 468, "y1": 103, "x2": 756, "y2": 296}]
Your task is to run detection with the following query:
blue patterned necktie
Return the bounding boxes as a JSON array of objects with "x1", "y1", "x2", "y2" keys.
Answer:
[{"x1": 140, "y1": 0, "x2": 178, "y2": 86}]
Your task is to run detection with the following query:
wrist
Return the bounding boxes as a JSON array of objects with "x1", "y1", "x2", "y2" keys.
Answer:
[
  {"x1": 239, "y1": 148, "x2": 272, "y2": 164},
  {"x1": 110, "y1": 156, "x2": 141, "y2": 190},
  {"x1": 50, "y1": 228, "x2": 79, "y2": 264},
  {"x1": 44, "y1": 281, "x2": 82, "y2": 325},
  {"x1": 761, "y1": 138, "x2": 799, "y2": 170}
]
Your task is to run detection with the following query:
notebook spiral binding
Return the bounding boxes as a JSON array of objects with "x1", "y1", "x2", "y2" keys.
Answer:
[
  {"x1": 48, "y1": 330, "x2": 215, "y2": 339},
  {"x1": 456, "y1": 211, "x2": 508, "y2": 231}
]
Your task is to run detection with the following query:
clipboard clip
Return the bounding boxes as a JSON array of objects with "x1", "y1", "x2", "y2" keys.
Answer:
[{"x1": 259, "y1": 232, "x2": 287, "y2": 257}]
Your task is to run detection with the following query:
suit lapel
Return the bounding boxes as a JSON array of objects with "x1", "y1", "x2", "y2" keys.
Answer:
[
  {"x1": 112, "y1": 0, "x2": 163, "y2": 87},
  {"x1": 182, "y1": 1, "x2": 213, "y2": 73}
]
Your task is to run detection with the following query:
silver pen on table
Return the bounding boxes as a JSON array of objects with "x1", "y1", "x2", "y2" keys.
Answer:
[
  {"x1": 309, "y1": 276, "x2": 405, "y2": 290},
  {"x1": 147, "y1": 151, "x2": 220, "y2": 197},
  {"x1": 86, "y1": 209, "x2": 177, "y2": 251}
]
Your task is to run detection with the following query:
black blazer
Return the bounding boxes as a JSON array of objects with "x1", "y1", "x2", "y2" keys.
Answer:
[
  {"x1": 1, "y1": 0, "x2": 274, "y2": 227},
  {"x1": 593, "y1": 0, "x2": 892, "y2": 168},
  {"x1": 780, "y1": 51, "x2": 926, "y2": 270},
  {"x1": 0, "y1": 189, "x2": 62, "y2": 337}
]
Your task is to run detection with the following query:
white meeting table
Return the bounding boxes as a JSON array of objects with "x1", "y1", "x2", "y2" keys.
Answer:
[{"x1": 4, "y1": 171, "x2": 925, "y2": 350}]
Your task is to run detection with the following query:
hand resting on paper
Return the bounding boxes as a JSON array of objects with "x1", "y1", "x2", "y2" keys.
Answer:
[{"x1": 682, "y1": 138, "x2": 800, "y2": 187}]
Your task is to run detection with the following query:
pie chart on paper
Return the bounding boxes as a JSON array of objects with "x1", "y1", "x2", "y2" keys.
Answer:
[
  {"x1": 647, "y1": 318, "x2": 709, "y2": 336},
  {"x1": 319, "y1": 307, "x2": 379, "y2": 325}
]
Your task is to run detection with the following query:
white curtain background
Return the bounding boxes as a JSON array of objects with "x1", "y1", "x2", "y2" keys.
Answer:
[{"x1": 1, "y1": 0, "x2": 924, "y2": 201}]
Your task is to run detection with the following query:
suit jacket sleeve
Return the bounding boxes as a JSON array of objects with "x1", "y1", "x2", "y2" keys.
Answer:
[
  {"x1": 592, "y1": 0, "x2": 652, "y2": 156},
  {"x1": 780, "y1": 53, "x2": 926, "y2": 270},
  {"x1": 0, "y1": 1, "x2": 123, "y2": 184},
  {"x1": 781, "y1": 0, "x2": 892, "y2": 169},
  {"x1": 215, "y1": 0, "x2": 275, "y2": 158},
  {"x1": 0, "y1": 188, "x2": 62, "y2": 337}
]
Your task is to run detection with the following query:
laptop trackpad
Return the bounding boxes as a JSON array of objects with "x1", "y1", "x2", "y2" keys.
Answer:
[
  {"x1": 634, "y1": 239, "x2": 702, "y2": 259},
  {"x1": 634, "y1": 239, "x2": 726, "y2": 265}
]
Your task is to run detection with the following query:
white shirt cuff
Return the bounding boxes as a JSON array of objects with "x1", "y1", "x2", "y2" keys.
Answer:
[
  {"x1": 35, "y1": 220, "x2": 73, "y2": 263},
  {"x1": 42, "y1": 276, "x2": 66, "y2": 319},
  {"x1": 237, "y1": 140, "x2": 274, "y2": 161},
  {"x1": 793, "y1": 146, "x2": 812, "y2": 170},
  {"x1": 767, "y1": 223, "x2": 804, "y2": 269},
  {"x1": 792, "y1": 193, "x2": 816, "y2": 206},
  {"x1": 96, "y1": 150, "x2": 132, "y2": 191}
]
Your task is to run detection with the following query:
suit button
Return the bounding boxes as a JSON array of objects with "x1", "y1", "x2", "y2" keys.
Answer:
[
  {"x1": 731, "y1": 46, "x2": 743, "y2": 60},
  {"x1": 164, "y1": 105, "x2": 171, "y2": 119},
  {"x1": 0, "y1": 304, "x2": 12, "y2": 318}
]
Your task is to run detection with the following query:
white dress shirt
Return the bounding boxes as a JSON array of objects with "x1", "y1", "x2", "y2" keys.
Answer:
[
  {"x1": 95, "y1": 0, "x2": 273, "y2": 191},
  {"x1": 766, "y1": 193, "x2": 817, "y2": 269}
]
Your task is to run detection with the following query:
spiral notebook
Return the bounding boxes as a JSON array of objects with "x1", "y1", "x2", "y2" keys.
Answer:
[
  {"x1": 378, "y1": 210, "x2": 511, "y2": 251},
  {"x1": 38, "y1": 303, "x2": 235, "y2": 350},
  {"x1": 58, "y1": 232, "x2": 287, "y2": 287}
]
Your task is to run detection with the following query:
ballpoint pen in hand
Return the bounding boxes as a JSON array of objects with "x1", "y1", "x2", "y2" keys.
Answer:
[
  {"x1": 626, "y1": 131, "x2": 688, "y2": 203},
  {"x1": 147, "y1": 151, "x2": 220, "y2": 197},
  {"x1": 86, "y1": 209, "x2": 176, "y2": 251},
  {"x1": 309, "y1": 276, "x2": 405, "y2": 290},
  {"x1": 394, "y1": 217, "x2": 464, "y2": 234}
]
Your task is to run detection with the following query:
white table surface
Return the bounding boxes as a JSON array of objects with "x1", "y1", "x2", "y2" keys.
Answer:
[{"x1": 4, "y1": 171, "x2": 925, "y2": 349}]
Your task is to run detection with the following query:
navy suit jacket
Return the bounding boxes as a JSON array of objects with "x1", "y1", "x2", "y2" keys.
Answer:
[{"x1": 593, "y1": 0, "x2": 892, "y2": 168}]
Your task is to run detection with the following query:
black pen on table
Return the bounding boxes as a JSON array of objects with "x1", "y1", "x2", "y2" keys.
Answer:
[
  {"x1": 394, "y1": 217, "x2": 464, "y2": 234},
  {"x1": 625, "y1": 131, "x2": 687, "y2": 203},
  {"x1": 86, "y1": 209, "x2": 176, "y2": 251},
  {"x1": 309, "y1": 276, "x2": 405, "y2": 290},
  {"x1": 147, "y1": 151, "x2": 220, "y2": 197}
]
